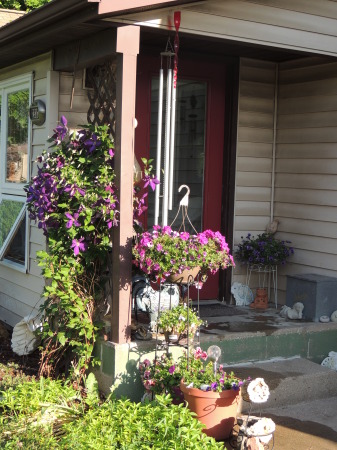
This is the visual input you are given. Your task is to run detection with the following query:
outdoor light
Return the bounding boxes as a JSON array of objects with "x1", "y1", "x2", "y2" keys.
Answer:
[{"x1": 207, "y1": 345, "x2": 221, "y2": 376}]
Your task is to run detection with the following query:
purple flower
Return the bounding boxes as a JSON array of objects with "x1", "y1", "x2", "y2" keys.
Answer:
[
  {"x1": 52, "y1": 116, "x2": 68, "y2": 144},
  {"x1": 71, "y1": 238, "x2": 87, "y2": 256},
  {"x1": 211, "y1": 382, "x2": 218, "y2": 390},
  {"x1": 64, "y1": 184, "x2": 86, "y2": 197},
  {"x1": 143, "y1": 175, "x2": 160, "y2": 191},
  {"x1": 84, "y1": 133, "x2": 101, "y2": 154},
  {"x1": 168, "y1": 365, "x2": 175, "y2": 374},
  {"x1": 109, "y1": 149, "x2": 114, "y2": 158},
  {"x1": 65, "y1": 212, "x2": 81, "y2": 228}
]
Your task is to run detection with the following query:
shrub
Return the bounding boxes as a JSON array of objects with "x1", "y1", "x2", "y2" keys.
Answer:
[{"x1": 0, "y1": 377, "x2": 225, "y2": 449}]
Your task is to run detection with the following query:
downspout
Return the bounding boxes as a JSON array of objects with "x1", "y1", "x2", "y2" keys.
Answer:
[{"x1": 271, "y1": 63, "x2": 278, "y2": 222}]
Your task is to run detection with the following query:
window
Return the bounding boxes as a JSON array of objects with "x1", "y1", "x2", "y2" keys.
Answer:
[{"x1": 0, "y1": 74, "x2": 32, "y2": 271}]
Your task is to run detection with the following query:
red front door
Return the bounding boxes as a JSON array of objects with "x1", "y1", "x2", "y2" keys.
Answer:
[{"x1": 135, "y1": 54, "x2": 226, "y2": 299}]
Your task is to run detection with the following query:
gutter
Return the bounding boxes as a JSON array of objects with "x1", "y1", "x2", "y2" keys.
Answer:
[{"x1": 0, "y1": 0, "x2": 97, "y2": 45}]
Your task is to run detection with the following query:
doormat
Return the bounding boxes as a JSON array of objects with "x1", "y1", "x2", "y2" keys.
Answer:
[{"x1": 197, "y1": 303, "x2": 246, "y2": 318}]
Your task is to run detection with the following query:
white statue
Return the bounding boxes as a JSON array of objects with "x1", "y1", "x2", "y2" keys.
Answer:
[
  {"x1": 331, "y1": 310, "x2": 337, "y2": 322},
  {"x1": 280, "y1": 302, "x2": 304, "y2": 320},
  {"x1": 11, "y1": 314, "x2": 42, "y2": 356},
  {"x1": 321, "y1": 351, "x2": 337, "y2": 370},
  {"x1": 231, "y1": 282, "x2": 254, "y2": 306}
]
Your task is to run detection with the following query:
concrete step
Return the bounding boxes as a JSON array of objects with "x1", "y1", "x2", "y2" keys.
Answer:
[{"x1": 225, "y1": 357, "x2": 337, "y2": 412}]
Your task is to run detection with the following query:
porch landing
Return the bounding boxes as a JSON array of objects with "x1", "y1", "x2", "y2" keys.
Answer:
[
  {"x1": 196, "y1": 301, "x2": 337, "y2": 365},
  {"x1": 94, "y1": 302, "x2": 337, "y2": 400}
]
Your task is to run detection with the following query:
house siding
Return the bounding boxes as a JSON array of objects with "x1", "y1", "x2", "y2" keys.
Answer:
[
  {"x1": 0, "y1": 53, "x2": 56, "y2": 326},
  {"x1": 232, "y1": 58, "x2": 276, "y2": 291},
  {"x1": 59, "y1": 70, "x2": 89, "y2": 129},
  {"x1": 275, "y1": 57, "x2": 337, "y2": 299},
  {"x1": 233, "y1": 55, "x2": 337, "y2": 305}
]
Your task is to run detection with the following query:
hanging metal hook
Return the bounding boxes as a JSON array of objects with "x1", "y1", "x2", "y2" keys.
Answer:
[{"x1": 178, "y1": 184, "x2": 190, "y2": 206}]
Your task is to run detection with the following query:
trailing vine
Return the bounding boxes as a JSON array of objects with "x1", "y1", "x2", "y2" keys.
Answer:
[{"x1": 25, "y1": 116, "x2": 157, "y2": 379}]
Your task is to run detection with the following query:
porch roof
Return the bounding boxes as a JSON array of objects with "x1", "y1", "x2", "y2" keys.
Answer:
[
  {"x1": 0, "y1": 0, "x2": 197, "y2": 70},
  {"x1": 0, "y1": 0, "x2": 331, "y2": 72}
]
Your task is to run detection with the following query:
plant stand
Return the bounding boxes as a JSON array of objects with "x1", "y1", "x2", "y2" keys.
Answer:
[
  {"x1": 154, "y1": 269, "x2": 202, "y2": 361},
  {"x1": 246, "y1": 265, "x2": 278, "y2": 309}
]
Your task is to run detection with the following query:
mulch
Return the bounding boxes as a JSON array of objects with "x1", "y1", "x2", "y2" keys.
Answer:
[{"x1": 0, "y1": 322, "x2": 40, "y2": 378}]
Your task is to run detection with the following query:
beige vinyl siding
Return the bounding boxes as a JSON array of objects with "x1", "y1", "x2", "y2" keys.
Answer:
[
  {"x1": 112, "y1": 0, "x2": 337, "y2": 57},
  {"x1": 59, "y1": 70, "x2": 89, "y2": 129},
  {"x1": 0, "y1": 53, "x2": 55, "y2": 326},
  {"x1": 275, "y1": 56, "x2": 337, "y2": 304},
  {"x1": 232, "y1": 58, "x2": 276, "y2": 289}
]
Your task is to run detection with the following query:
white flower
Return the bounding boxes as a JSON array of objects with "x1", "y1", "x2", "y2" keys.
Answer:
[{"x1": 247, "y1": 377, "x2": 270, "y2": 403}]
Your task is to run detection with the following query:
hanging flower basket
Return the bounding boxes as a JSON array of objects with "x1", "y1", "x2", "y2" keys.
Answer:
[
  {"x1": 166, "y1": 266, "x2": 201, "y2": 284},
  {"x1": 132, "y1": 226, "x2": 234, "y2": 283}
]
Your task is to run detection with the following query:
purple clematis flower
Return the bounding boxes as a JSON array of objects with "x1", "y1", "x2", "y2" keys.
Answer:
[
  {"x1": 143, "y1": 174, "x2": 160, "y2": 191},
  {"x1": 71, "y1": 238, "x2": 87, "y2": 256},
  {"x1": 52, "y1": 116, "x2": 68, "y2": 144},
  {"x1": 84, "y1": 133, "x2": 101, "y2": 154},
  {"x1": 65, "y1": 212, "x2": 81, "y2": 228}
]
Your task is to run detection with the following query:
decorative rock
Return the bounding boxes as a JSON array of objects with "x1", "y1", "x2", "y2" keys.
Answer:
[
  {"x1": 247, "y1": 378, "x2": 270, "y2": 403},
  {"x1": 331, "y1": 310, "x2": 337, "y2": 322},
  {"x1": 319, "y1": 315, "x2": 330, "y2": 323}
]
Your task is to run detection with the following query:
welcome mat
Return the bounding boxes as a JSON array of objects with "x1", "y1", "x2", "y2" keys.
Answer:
[{"x1": 197, "y1": 303, "x2": 246, "y2": 318}]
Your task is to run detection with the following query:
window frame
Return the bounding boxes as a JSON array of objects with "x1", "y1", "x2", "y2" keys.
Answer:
[{"x1": 0, "y1": 73, "x2": 32, "y2": 272}]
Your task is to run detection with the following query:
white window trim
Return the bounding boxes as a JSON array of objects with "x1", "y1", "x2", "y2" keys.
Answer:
[
  {"x1": 0, "y1": 73, "x2": 32, "y2": 272},
  {"x1": 0, "y1": 74, "x2": 32, "y2": 195}
]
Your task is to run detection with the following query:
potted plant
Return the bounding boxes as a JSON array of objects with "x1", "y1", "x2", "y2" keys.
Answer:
[
  {"x1": 157, "y1": 303, "x2": 203, "y2": 343},
  {"x1": 138, "y1": 353, "x2": 184, "y2": 404},
  {"x1": 178, "y1": 347, "x2": 248, "y2": 441},
  {"x1": 235, "y1": 232, "x2": 294, "y2": 308},
  {"x1": 235, "y1": 232, "x2": 294, "y2": 268},
  {"x1": 132, "y1": 226, "x2": 234, "y2": 283}
]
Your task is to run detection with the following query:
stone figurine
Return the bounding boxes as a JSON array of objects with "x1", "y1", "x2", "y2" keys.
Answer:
[{"x1": 280, "y1": 302, "x2": 304, "y2": 320}]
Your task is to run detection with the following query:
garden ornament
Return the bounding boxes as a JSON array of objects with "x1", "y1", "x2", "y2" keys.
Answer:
[
  {"x1": 11, "y1": 313, "x2": 42, "y2": 356},
  {"x1": 321, "y1": 351, "x2": 337, "y2": 370},
  {"x1": 280, "y1": 302, "x2": 304, "y2": 319},
  {"x1": 132, "y1": 276, "x2": 180, "y2": 331},
  {"x1": 231, "y1": 282, "x2": 254, "y2": 306},
  {"x1": 250, "y1": 288, "x2": 268, "y2": 309},
  {"x1": 331, "y1": 310, "x2": 337, "y2": 322},
  {"x1": 207, "y1": 345, "x2": 221, "y2": 376},
  {"x1": 265, "y1": 219, "x2": 279, "y2": 234}
]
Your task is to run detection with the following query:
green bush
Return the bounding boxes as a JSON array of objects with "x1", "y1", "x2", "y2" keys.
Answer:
[{"x1": 0, "y1": 377, "x2": 225, "y2": 449}]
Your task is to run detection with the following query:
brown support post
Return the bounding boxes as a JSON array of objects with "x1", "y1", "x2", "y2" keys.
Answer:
[{"x1": 111, "y1": 25, "x2": 140, "y2": 344}]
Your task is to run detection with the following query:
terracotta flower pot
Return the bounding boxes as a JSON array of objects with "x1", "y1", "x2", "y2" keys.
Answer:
[
  {"x1": 180, "y1": 381, "x2": 241, "y2": 440},
  {"x1": 166, "y1": 266, "x2": 200, "y2": 284}
]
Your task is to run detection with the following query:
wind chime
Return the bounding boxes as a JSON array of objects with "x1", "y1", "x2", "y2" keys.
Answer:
[{"x1": 154, "y1": 11, "x2": 181, "y2": 227}]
